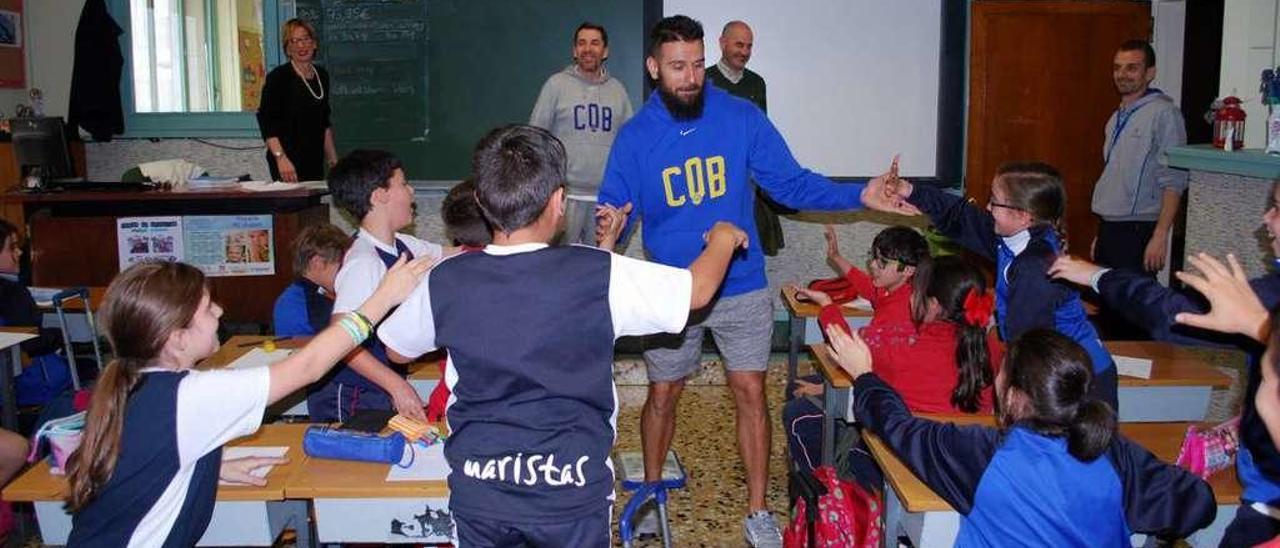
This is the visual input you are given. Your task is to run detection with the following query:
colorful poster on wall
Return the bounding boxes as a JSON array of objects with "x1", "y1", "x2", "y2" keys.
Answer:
[
  {"x1": 183, "y1": 215, "x2": 275, "y2": 277},
  {"x1": 239, "y1": 30, "x2": 265, "y2": 111},
  {"x1": 0, "y1": 0, "x2": 22, "y2": 87},
  {"x1": 117, "y1": 216, "x2": 185, "y2": 271}
]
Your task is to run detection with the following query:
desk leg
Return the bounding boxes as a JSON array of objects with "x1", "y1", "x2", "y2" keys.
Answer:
[
  {"x1": 882, "y1": 479, "x2": 903, "y2": 548},
  {"x1": 788, "y1": 313, "x2": 804, "y2": 389},
  {"x1": 821, "y1": 379, "x2": 835, "y2": 466},
  {"x1": 268, "y1": 499, "x2": 314, "y2": 548},
  {"x1": 2, "y1": 346, "x2": 18, "y2": 431}
]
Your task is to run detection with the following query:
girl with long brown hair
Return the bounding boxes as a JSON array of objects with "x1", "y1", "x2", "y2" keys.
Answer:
[{"x1": 64, "y1": 255, "x2": 430, "y2": 545}]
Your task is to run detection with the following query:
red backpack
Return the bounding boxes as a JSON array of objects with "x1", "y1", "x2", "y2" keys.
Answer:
[{"x1": 784, "y1": 465, "x2": 882, "y2": 548}]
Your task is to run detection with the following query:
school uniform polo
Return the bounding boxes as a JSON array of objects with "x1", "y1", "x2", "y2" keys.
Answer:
[
  {"x1": 378, "y1": 243, "x2": 690, "y2": 537},
  {"x1": 329, "y1": 229, "x2": 442, "y2": 394},
  {"x1": 68, "y1": 366, "x2": 269, "y2": 546}
]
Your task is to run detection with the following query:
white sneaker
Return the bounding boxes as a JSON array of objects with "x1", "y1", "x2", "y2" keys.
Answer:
[{"x1": 743, "y1": 511, "x2": 783, "y2": 548}]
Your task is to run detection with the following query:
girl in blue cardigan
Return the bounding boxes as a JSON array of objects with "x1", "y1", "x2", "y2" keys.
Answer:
[
  {"x1": 826, "y1": 322, "x2": 1213, "y2": 546},
  {"x1": 865, "y1": 161, "x2": 1118, "y2": 409}
]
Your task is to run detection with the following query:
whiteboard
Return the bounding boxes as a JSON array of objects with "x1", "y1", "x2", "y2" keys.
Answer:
[{"x1": 664, "y1": 1, "x2": 944, "y2": 178}]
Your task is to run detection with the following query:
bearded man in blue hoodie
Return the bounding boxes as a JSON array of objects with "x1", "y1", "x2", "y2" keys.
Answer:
[{"x1": 598, "y1": 15, "x2": 876, "y2": 547}]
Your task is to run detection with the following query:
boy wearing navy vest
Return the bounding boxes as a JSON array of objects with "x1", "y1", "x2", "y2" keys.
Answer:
[
  {"x1": 271, "y1": 223, "x2": 351, "y2": 421},
  {"x1": 378, "y1": 124, "x2": 746, "y2": 545},
  {"x1": 326, "y1": 150, "x2": 447, "y2": 422}
]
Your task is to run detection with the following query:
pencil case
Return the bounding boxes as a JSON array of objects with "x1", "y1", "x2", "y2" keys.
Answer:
[
  {"x1": 1176, "y1": 416, "x2": 1239, "y2": 479},
  {"x1": 303, "y1": 425, "x2": 410, "y2": 465}
]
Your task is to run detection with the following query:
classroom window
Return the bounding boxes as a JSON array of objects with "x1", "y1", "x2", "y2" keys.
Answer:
[
  {"x1": 108, "y1": 0, "x2": 283, "y2": 137},
  {"x1": 128, "y1": 0, "x2": 266, "y2": 113}
]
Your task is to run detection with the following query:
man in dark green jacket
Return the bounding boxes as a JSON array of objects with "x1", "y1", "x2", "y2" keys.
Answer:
[{"x1": 706, "y1": 20, "x2": 790, "y2": 255}]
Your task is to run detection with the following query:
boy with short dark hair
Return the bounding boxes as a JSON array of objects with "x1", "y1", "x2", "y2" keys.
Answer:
[
  {"x1": 440, "y1": 179, "x2": 491, "y2": 248},
  {"x1": 379, "y1": 124, "x2": 745, "y2": 545},
  {"x1": 325, "y1": 149, "x2": 446, "y2": 422}
]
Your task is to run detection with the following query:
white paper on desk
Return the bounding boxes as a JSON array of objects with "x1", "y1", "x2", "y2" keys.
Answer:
[
  {"x1": 218, "y1": 446, "x2": 289, "y2": 485},
  {"x1": 841, "y1": 297, "x2": 873, "y2": 311},
  {"x1": 29, "y1": 287, "x2": 59, "y2": 308},
  {"x1": 240, "y1": 181, "x2": 303, "y2": 192},
  {"x1": 228, "y1": 347, "x2": 293, "y2": 369},
  {"x1": 386, "y1": 442, "x2": 451, "y2": 482},
  {"x1": 0, "y1": 331, "x2": 35, "y2": 349},
  {"x1": 1115, "y1": 355, "x2": 1153, "y2": 379}
]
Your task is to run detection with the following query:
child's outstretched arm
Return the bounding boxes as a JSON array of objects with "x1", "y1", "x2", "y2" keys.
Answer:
[
  {"x1": 267, "y1": 255, "x2": 433, "y2": 405},
  {"x1": 688, "y1": 222, "x2": 749, "y2": 309},
  {"x1": 823, "y1": 225, "x2": 856, "y2": 275},
  {"x1": 829, "y1": 325, "x2": 1001, "y2": 516},
  {"x1": 867, "y1": 172, "x2": 998, "y2": 261}
]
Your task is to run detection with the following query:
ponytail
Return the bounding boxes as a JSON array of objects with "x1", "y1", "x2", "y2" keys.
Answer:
[
  {"x1": 995, "y1": 161, "x2": 1067, "y2": 251},
  {"x1": 1067, "y1": 399, "x2": 1116, "y2": 461},
  {"x1": 1004, "y1": 329, "x2": 1117, "y2": 462},
  {"x1": 951, "y1": 322, "x2": 992, "y2": 413},
  {"x1": 63, "y1": 261, "x2": 206, "y2": 511},
  {"x1": 66, "y1": 360, "x2": 140, "y2": 511}
]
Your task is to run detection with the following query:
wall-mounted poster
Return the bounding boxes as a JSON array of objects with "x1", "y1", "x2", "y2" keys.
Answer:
[
  {"x1": 0, "y1": 0, "x2": 22, "y2": 87},
  {"x1": 183, "y1": 215, "x2": 274, "y2": 277},
  {"x1": 117, "y1": 216, "x2": 184, "y2": 270}
]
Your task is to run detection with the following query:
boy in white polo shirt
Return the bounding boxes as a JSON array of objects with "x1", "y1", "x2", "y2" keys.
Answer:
[{"x1": 322, "y1": 149, "x2": 448, "y2": 422}]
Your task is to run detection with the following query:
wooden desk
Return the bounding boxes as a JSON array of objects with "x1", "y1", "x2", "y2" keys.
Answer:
[
  {"x1": 781, "y1": 285, "x2": 873, "y2": 388},
  {"x1": 1105, "y1": 340, "x2": 1232, "y2": 422},
  {"x1": 810, "y1": 339, "x2": 1232, "y2": 466},
  {"x1": 863, "y1": 416, "x2": 1239, "y2": 547},
  {"x1": 3, "y1": 423, "x2": 314, "y2": 547},
  {"x1": 284, "y1": 426, "x2": 452, "y2": 544},
  {"x1": 0, "y1": 327, "x2": 34, "y2": 430},
  {"x1": 205, "y1": 335, "x2": 443, "y2": 416},
  {"x1": 3, "y1": 187, "x2": 329, "y2": 325}
]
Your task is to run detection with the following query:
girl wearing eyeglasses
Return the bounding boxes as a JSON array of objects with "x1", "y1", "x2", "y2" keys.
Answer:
[{"x1": 864, "y1": 161, "x2": 1118, "y2": 410}]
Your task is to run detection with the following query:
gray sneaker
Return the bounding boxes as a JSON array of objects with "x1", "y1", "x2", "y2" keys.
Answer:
[{"x1": 743, "y1": 511, "x2": 783, "y2": 548}]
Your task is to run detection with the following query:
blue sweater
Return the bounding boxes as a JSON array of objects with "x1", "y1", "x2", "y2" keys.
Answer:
[
  {"x1": 854, "y1": 373, "x2": 1215, "y2": 545},
  {"x1": 907, "y1": 184, "x2": 1112, "y2": 374},
  {"x1": 1098, "y1": 266, "x2": 1280, "y2": 504},
  {"x1": 599, "y1": 85, "x2": 862, "y2": 297}
]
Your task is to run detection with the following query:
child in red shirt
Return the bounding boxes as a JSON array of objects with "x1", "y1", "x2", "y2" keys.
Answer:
[
  {"x1": 786, "y1": 254, "x2": 999, "y2": 474},
  {"x1": 791, "y1": 225, "x2": 928, "y2": 399}
]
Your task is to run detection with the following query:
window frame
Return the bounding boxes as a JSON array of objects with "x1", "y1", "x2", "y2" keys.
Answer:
[{"x1": 107, "y1": 0, "x2": 288, "y2": 138}]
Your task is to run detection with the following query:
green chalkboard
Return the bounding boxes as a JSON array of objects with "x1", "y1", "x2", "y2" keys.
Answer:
[{"x1": 294, "y1": 0, "x2": 644, "y2": 181}]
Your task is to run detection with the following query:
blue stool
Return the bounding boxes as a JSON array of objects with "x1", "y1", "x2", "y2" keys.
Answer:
[{"x1": 617, "y1": 450, "x2": 686, "y2": 548}]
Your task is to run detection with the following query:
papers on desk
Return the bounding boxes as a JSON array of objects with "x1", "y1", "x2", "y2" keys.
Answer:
[
  {"x1": 229, "y1": 347, "x2": 294, "y2": 369},
  {"x1": 386, "y1": 442, "x2": 451, "y2": 482},
  {"x1": 218, "y1": 446, "x2": 289, "y2": 485},
  {"x1": 0, "y1": 331, "x2": 35, "y2": 349},
  {"x1": 240, "y1": 181, "x2": 303, "y2": 192},
  {"x1": 29, "y1": 287, "x2": 60, "y2": 308},
  {"x1": 842, "y1": 297, "x2": 873, "y2": 311},
  {"x1": 1114, "y1": 355, "x2": 1153, "y2": 379}
]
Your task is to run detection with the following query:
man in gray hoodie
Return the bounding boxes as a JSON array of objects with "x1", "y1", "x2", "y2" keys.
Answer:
[
  {"x1": 1091, "y1": 39, "x2": 1187, "y2": 275},
  {"x1": 530, "y1": 22, "x2": 634, "y2": 245}
]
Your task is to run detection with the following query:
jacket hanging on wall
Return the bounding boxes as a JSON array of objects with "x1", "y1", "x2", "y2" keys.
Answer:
[{"x1": 67, "y1": 0, "x2": 124, "y2": 141}]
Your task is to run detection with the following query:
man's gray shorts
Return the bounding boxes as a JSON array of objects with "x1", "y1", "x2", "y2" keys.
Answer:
[{"x1": 642, "y1": 287, "x2": 774, "y2": 382}]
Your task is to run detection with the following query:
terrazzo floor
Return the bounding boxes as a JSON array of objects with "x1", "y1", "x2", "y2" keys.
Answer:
[{"x1": 609, "y1": 354, "x2": 797, "y2": 547}]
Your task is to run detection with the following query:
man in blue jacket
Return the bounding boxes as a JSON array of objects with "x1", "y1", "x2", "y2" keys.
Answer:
[{"x1": 598, "y1": 15, "x2": 869, "y2": 547}]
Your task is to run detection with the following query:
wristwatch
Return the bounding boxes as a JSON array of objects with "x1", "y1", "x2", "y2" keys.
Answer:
[{"x1": 273, "y1": 150, "x2": 285, "y2": 158}]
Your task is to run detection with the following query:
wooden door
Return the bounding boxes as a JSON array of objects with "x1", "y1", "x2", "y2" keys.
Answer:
[{"x1": 968, "y1": 1, "x2": 1151, "y2": 255}]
